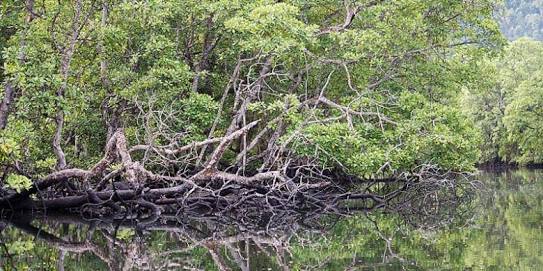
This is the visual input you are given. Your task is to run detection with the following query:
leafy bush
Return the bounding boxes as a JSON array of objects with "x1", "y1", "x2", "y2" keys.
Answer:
[{"x1": 5, "y1": 174, "x2": 32, "y2": 193}]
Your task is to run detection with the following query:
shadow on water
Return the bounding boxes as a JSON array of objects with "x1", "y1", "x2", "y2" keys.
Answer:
[{"x1": 0, "y1": 169, "x2": 541, "y2": 270}]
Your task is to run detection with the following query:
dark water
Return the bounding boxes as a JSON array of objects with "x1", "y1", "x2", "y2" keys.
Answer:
[{"x1": 0, "y1": 170, "x2": 542, "y2": 270}]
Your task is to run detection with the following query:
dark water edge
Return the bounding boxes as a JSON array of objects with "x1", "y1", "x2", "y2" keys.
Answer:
[
  {"x1": 477, "y1": 160, "x2": 543, "y2": 171},
  {"x1": 0, "y1": 169, "x2": 542, "y2": 270}
]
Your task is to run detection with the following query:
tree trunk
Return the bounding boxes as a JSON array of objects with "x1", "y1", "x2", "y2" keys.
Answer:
[
  {"x1": 53, "y1": 0, "x2": 83, "y2": 170},
  {"x1": 0, "y1": 83, "x2": 15, "y2": 130}
]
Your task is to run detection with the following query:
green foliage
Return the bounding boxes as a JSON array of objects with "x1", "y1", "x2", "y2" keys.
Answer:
[
  {"x1": 124, "y1": 61, "x2": 192, "y2": 99},
  {"x1": 0, "y1": 136, "x2": 19, "y2": 163},
  {"x1": 180, "y1": 93, "x2": 219, "y2": 128},
  {"x1": 0, "y1": 0, "x2": 507, "y2": 179},
  {"x1": 4, "y1": 174, "x2": 32, "y2": 193},
  {"x1": 6, "y1": 240, "x2": 34, "y2": 254},
  {"x1": 503, "y1": 72, "x2": 543, "y2": 164},
  {"x1": 224, "y1": 2, "x2": 317, "y2": 53},
  {"x1": 292, "y1": 123, "x2": 373, "y2": 174},
  {"x1": 178, "y1": 92, "x2": 219, "y2": 141},
  {"x1": 463, "y1": 38, "x2": 543, "y2": 165},
  {"x1": 399, "y1": 103, "x2": 481, "y2": 171},
  {"x1": 115, "y1": 229, "x2": 135, "y2": 241},
  {"x1": 291, "y1": 95, "x2": 481, "y2": 176}
]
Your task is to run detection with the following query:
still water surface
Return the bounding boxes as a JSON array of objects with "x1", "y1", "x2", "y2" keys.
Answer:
[{"x1": 0, "y1": 169, "x2": 542, "y2": 270}]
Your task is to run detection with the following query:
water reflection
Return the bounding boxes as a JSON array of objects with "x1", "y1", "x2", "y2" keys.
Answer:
[
  {"x1": 0, "y1": 170, "x2": 541, "y2": 270},
  {"x1": 321, "y1": 169, "x2": 543, "y2": 271}
]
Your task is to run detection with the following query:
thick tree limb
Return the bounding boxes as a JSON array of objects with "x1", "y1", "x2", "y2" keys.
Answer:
[
  {"x1": 0, "y1": 83, "x2": 15, "y2": 130},
  {"x1": 317, "y1": 0, "x2": 386, "y2": 36},
  {"x1": 317, "y1": 96, "x2": 398, "y2": 125},
  {"x1": 53, "y1": 0, "x2": 85, "y2": 170},
  {"x1": 195, "y1": 120, "x2": 260, "y2": 176}
]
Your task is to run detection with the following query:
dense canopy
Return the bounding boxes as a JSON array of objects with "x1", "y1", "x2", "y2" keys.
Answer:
[
  {"x1": 0, "y1": 0, "x2": 503, "y2": 183},
  {"x1": 463, "y1": 38, "x2": 543, "y2": 165}
]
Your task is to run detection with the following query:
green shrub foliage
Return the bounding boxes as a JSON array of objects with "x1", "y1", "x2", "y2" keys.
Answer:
[{"x1": 0, "y1": 0, "x2": 506, "y2": 179}]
